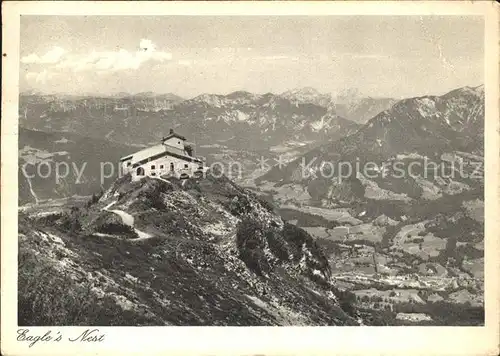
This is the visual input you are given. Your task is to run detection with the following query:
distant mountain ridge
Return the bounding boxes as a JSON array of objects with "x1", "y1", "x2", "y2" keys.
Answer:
[
  {"x1": 258, "y1": 84, "x2": 484, "y2": 204},
  {"x1": 19, "y1": 89, "x2": 362, "y2": 152},
  {"x1": 279, "y1": 87, "x2": 398, "y2": 124},
  {"x1": 18, "y1": 127, "x2": 138, "y2": 205},
  {"x1": 21, "y1": 90, "x2": 184, "y2": 100},
  {"x1": 334, "y1": 96, "x2": 398, "y2": 124},
  {"x1": 17, "y1": 86, "x2": 362, "y2": 203},
  {"x1": 19, "y1": 84, "x2": 483, "y2": 204},
  {"x1": 18, "y1": 84, "x2": 485, "y2": 326},
  {"x1": 280, "y1": 87, "x2": 334, "y2": 109}
]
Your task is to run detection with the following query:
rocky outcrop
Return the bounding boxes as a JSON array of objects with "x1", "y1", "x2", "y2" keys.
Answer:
[{"x1": 18, "y1": 171, "x2": 360, "y2": 326}]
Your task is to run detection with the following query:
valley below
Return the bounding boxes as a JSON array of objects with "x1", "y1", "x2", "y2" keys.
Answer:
[
  {"x1": 18, "y1": 173, "x2": 484, "y2": 326},
  {"x1": 244, "y1": 178, "x2": 484, "y2": 325}
]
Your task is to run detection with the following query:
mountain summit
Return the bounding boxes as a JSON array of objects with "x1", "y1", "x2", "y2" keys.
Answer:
[
  {"x1": 280, "y1": 87, "x2": 333, "y2": 108},
  {"x1": 260, "y1": 85, "x2": 485, "y2": 188},
  {"x1": 19, "y1": 171, "x2": 359, "y2": 326}
]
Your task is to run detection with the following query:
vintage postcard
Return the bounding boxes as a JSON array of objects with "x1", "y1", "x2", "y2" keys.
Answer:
[{"x1": 1, "y1": 1, "x2": 499, "y2": 355}]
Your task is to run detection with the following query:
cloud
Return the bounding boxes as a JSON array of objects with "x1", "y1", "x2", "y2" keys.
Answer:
[
  {"x1": 54, "y1": 39, "x2": 172, "y2": 72},
  {"x1": 139, "y1": 39, "x2": 156, "y2": 52},
  {"x1": 25, "y1": 69, "x2": 57, "y2": 84},
  {"x1": 21, "y1": 46, "x2": 67, "y2": 64}
]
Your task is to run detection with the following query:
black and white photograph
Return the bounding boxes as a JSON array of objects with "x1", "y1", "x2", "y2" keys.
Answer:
[
  {"x1": 2, "y1": 4, "x2": 499, "y2": 354},
  {"x1": 14, "y1": 12, "x2": 489, "y2": 328}
]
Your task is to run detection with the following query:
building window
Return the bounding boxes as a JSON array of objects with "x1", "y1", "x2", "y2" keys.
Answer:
[
  {"x1": 160, "y1": 165, "x2": 164, "y2": 169},
  {"x1": 184, "y1": 163, "x2": 188, "y2": 168},
  {"x1": 127, "y1": 162, "x2": 131, "y2": 166},
  {"x1": 178, "y1": 141, "x2": 181, "y2": 144},
  {"x1": 136, "y1": 167, "x2": 145, "y2": 176},
  {"x1": 151, "y1": 172, "x2": 156, "y2": 176},
  {"x1": 170, "y1": 163, "x2": 174, "y2": 171},
  {"x1": 151, "y1": 165, "x2": 155, "y2": 169}
]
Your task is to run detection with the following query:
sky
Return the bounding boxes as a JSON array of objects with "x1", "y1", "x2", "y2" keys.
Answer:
[{"x1": 19, "y1": 15, "x2": 484, "y2": 99}]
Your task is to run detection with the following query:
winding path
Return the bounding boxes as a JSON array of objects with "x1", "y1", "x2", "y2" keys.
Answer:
[
  {"x1": 102, "y1": 201, "x2": 153, "y2": 240},
  {"x1": 25, "y1": 175, "x2": 40, "y2": 205}
]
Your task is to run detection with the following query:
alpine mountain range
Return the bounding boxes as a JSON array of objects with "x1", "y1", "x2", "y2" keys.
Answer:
[{"x1": 18, "y1": 84, "x2": 484, "y2": 326}]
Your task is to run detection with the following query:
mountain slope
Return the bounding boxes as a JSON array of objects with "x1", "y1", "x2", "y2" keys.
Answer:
[
  {"x1": 18, "y1": 172, "x2": 360, "y2": 326},
  {"x1": 19, "y1": 90, "x2": 361, "y2": 151},
  {"x1": 18, "y1": 90, "x2": 362, "y2": 195},
  {"x1": 259, "y1": 85, "x2": 484, "y2": 191},
  {"x1": 334, "y1": 97, "x2": 398, "y2": 124},
  {"x1": 252, "y1": 86, "x2": 484, "y2": 325},
  {"x1": 280, "y1": 87, "x2": 334, "y2": 108},
  {"x1": 280, "y1": 87, "x2": 397, "y2": 124},
  {"x1": 19, "y1": 128, "x2": 139, "y2": 205}
]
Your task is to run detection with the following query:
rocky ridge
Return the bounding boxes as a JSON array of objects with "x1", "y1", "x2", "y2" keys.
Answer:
[{"x1": 18, "y1": 171, "x2": 360, "y2": 326}]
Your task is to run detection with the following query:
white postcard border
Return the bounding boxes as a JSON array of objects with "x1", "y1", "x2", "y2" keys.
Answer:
[{"x1": 2, "y1": 1, "x2": 499, "y2": 355}]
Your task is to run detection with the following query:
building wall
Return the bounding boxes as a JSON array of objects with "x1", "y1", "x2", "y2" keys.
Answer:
[
  {"x1": 131, "y1": 155, "x2": 202, "y2": 181},
  {"x1": 121, "y1": 157, "x2": 133, "y2": 175},
  {"x1": 163, "y1": 137, "x2": 185, "y2": 150}
]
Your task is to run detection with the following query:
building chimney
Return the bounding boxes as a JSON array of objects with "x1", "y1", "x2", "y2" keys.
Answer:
[{"x1": 169, "y1": 128, "x2": 174, "y2": 134}]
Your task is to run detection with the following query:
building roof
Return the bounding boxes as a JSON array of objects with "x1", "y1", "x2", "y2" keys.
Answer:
[
  {"x1": 162, "y1": 129, "x2": 186, "y2": 142},
  {"x1": 120, "y1": 154, "x2": 133, "y2": 162},
  {"x1": 121, "y1": 129, "x2": 200, "y2": 164},
  {"x1": 123, "y1": 143, "x2": 202, "y2": 167},
  {"x1": 132, "y1": 144, "x2": 168, "y2": 164}
]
